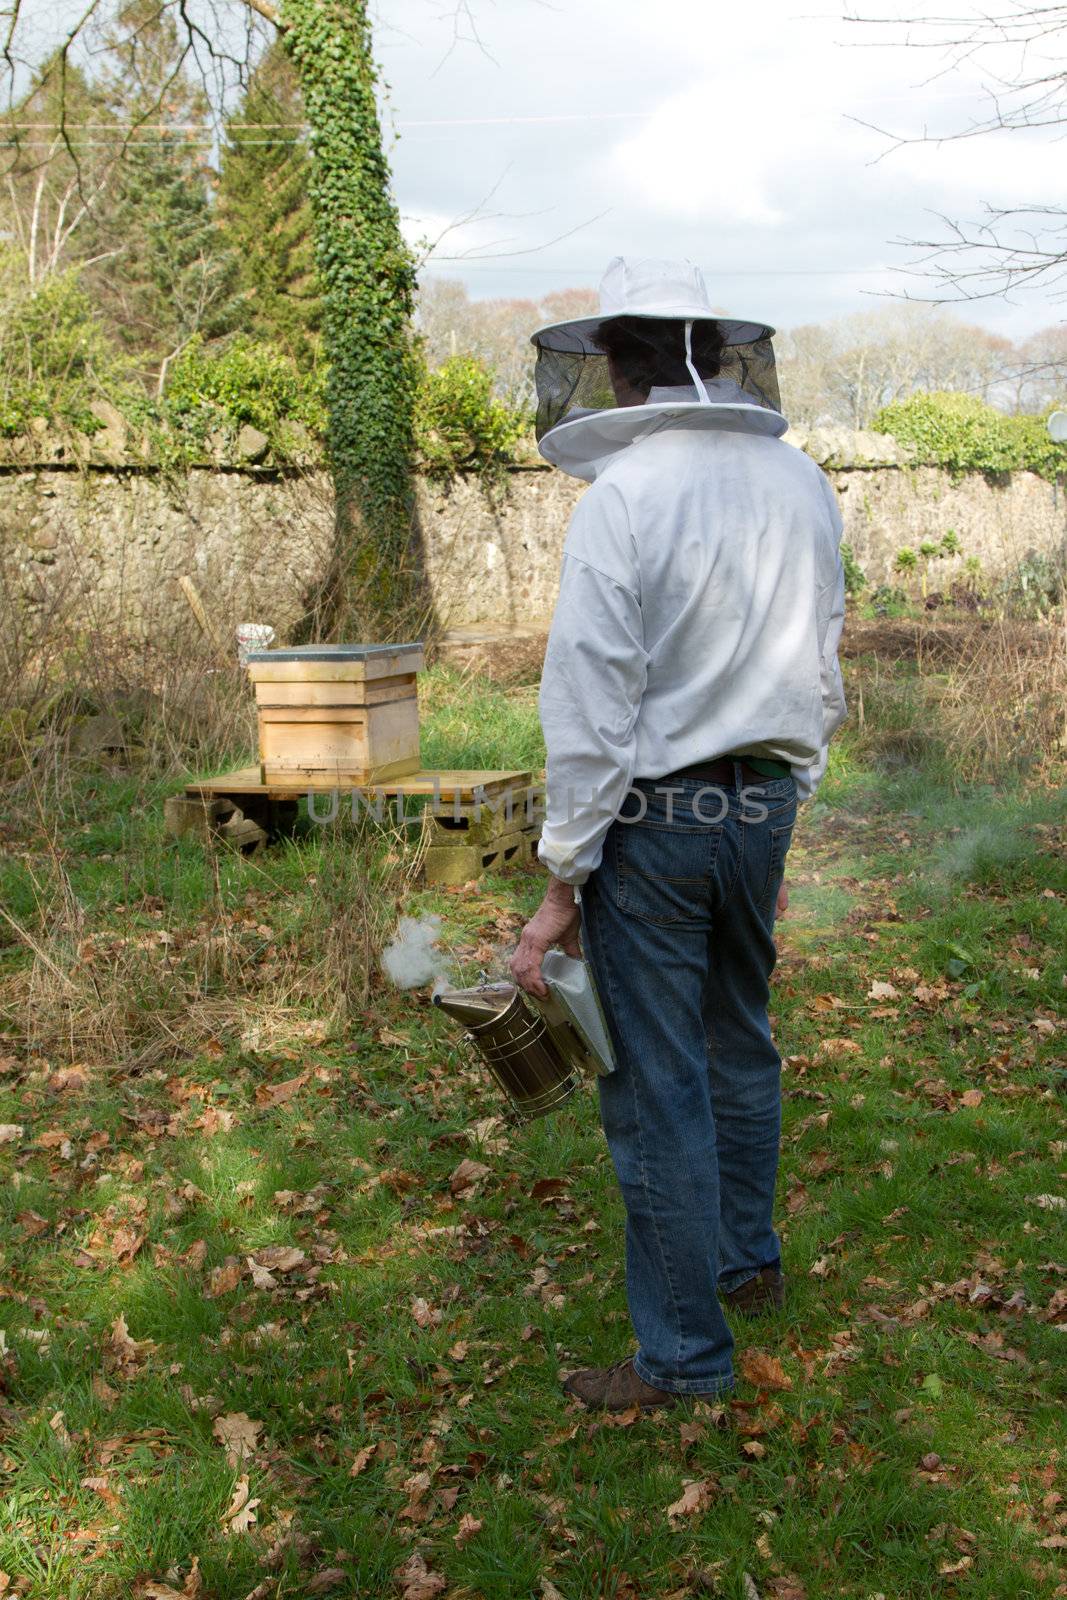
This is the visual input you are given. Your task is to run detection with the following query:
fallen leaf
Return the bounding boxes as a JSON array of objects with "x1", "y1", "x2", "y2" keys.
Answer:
[
  {"x1": 739, "y1": 1350, "x2": 793, "y2": 1391},
  {"x1": 212, "y1": 1412, "x2": 263, "y2": 1466},
  {"x1": 666, "y1": 1477, "x2": 717, "y2": 1521},
  {"x1": 1029, "y1": 1194, "x2": 1066, "y2": 1211},
  {"x1": 742, "y1": 1575, "x2": 762, "y2": 1600},
  {"x1": 247, "y1": 1258, "x2": 278, "y2": 1290},
  {"x1": 49, "y1": 1410, "x2": 72, "y2": 1451},
  {"x1": 449, "y1": 1159, "x2": 490, "y2": 1196},
  {"x1": 206, "y1": 1258, "x2": 244, "y2": 1297},
  {"x1": 815, "y1": 1037, "x2": 861, "y2": 1061},
  {"x1": 0, "y1": 1124, "x2": 24, "y2": 1144},
  {"x1": 219, "y1": 1476, "x2": 260, "y2": 1536},
  {"x1": 959, "y1": 1089, "x2": 984, "y2": 1109},
  {"x1": 92, "y1": 1373, "x2": 119, "y2": 1406},
  {"x1": 134, "y1": 1559, "x2": 202, "y2": 1600},
  {"x1": 741, "y1": 1440, "x2": 767, "y2": 1458},
  {"x1": 104, "y1": 1313, "x2": 154, "y2": 1378},
  {"x1": 349, "y1": 1442, "x2": 377, "y2": 1476},
  {"x1": 867, "y1": 981, "x2": 899, "y2": 1000},
  {"x1": 306, "y1": 1571, "x2": 348, "y2": 1595},
  {"x1": 255, "y1": 1073, "x2": 309, "y2": 1108},
  {"x1": 251, "y1": 1245, "x2": 305, "y2": 1272},
  {"x1": 394, "y1": 1551, "x2": 448, "y2": 1600},
  {"x1": 411, "y1": 1297, "x2": 441, "y2": 1328},
  {"x1": 766, "y1": 1577, "x2": 807, "y2": 1599},
  {"x1": 454, "y1": 1513, "x2": 483, "y2": 1548}
]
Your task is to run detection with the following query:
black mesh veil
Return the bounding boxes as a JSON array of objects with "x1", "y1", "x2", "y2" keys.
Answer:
[{"x1": 531, "y1": 316, "x2": 781, "y2": 442}]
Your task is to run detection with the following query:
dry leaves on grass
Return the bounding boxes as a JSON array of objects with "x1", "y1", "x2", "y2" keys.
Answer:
[
  {"x1": 206, "y1": 1258, "x2": 244, "y2": 1298},
  {"x1": 251, "y1": 1245, "x2": 306, "y2": 1273},
  {"x1": 815, "y1": 1037, "x2": 862, "y2": 1062},
  {"x1": 453, "y1": 1513, "x2": 483, "y2": 1548},
  {"x1": 104, "y1": 1314, "x2": 154, "y2": 1379},
  {"x1": 255, "y1": 1072, "x2": 310, "y2": 1109},
  {"x1": 305, "y1": 1570, "x2": 348, "y2": 1594},
  {"x1": 349, "y1": 1442, "x2": 377, "y2": 1476},
  {"x1": 666, "y1": 1477, "x2": 718, "y2": 1521},
  {"x1": 219, "y1": 1477, "x2": 260, "y2": 1536},
  {"x1": 449, "y1": 1158, "x2": 490, "y2": 1198},
  {"x1": 394, "y1": 1551, "x2": 448, "y2": 1599},
  {"x1": 212, "y1": 1412, "x2": 263, "y2": 1466},
  {"x1": 411, "y1": 1297, "x2": 442, "y2": 1328},
  {"x1": 739, "y1": 1350, "x2": 793, "y2": 1391},
  {"x1": 133, "y1": 1557, "x2": 202, "y2": 1599}
]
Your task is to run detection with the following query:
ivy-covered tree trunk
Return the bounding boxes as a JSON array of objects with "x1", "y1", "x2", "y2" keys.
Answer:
[{"x1": 281, "y1": 0, "x2": 422, "y2": 641}]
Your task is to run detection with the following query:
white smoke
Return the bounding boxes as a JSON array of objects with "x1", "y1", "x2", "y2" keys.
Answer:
[{"x1": 381, "y1": 914, "x2": 451, "y2": 990}]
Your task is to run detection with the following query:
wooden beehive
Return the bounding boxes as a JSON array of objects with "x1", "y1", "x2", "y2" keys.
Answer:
[{"x1": 245, "y1": 643, "x2": 424, "y2": 786}]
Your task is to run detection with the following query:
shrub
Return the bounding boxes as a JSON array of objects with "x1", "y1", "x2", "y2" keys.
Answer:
[
  {"x1": 0, "y1": 254, "x2": 130, "y2": 436},
  {"x1": 414, "y1": 355, "x2": 529, "y2": 484},
  {"x1": 161, "y1": 333, "x2": 328, "y2": 444},
  {"x1": 872, "y1": 390, "x2": 1063, "y2": 480},
  {"x1": 840, "y1": 540, "x2": 867, "y2": 595}
]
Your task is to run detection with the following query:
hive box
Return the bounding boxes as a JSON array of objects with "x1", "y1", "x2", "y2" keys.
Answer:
[{"x1": 245, "y1": 643, "x2": 424, "y2": 786}]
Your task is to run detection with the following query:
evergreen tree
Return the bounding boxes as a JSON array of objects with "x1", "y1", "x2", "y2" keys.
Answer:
[
  {"x1": 217, "y1": 41, "x2": 321, "y2": 362},
  {"x1": 90, "y1": 1, "x2": 237, "y2": 383}
]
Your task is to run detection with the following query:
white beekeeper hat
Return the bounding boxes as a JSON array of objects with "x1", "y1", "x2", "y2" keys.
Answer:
[
  {"x1": 531, "y1": 256, "x2": 773, "y2": 353},
  {"x1": 530, "y1": 256, "x2": 784, "y2": 481}
]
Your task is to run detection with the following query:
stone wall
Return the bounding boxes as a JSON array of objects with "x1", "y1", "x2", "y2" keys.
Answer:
[{"x1": 2, "y1": 446, "x2": 1065, "y2": 646}]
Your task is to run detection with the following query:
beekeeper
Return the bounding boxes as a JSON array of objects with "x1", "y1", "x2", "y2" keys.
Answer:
[{"x1": 510, "y1": 257, "x2": 847, "y2": 1412}]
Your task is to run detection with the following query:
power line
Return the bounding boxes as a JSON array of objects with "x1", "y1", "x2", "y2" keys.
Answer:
[{"x1": 420, "y1": 265, "x2": 897, "y2": 278}]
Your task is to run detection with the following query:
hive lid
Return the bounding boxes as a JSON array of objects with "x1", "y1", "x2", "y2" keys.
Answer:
[{"x1": 245, "y1": 642, "x2": 423, "y2": 664}]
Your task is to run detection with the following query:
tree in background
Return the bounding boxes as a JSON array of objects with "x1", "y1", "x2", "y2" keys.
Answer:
[
  {"x1": 777, "y1": 303, "x2": 1012, "y2": 429},
  {"x1": 217, "y1": 39, "x2": 321, "y2": 364},
  {"x1": 0, "y1": 57, "x2": 118, "y2": 285},
  {"x1": 847, "y1": 6, "x2": 1067, "y2": 305},
  {"x1": 2, "y1": 0, "x2": 422, "y2": 641},
  {"x1": 90, "y1": 1, "x2": 237, "y2": 388},
  {"x1": 416, "y1": 280, "x2": 597, "y2": 409}
]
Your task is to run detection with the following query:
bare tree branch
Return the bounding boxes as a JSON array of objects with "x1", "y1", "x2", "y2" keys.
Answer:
[{"x1": 845, "y1": 3, "x2": 1067, "y2": 301}]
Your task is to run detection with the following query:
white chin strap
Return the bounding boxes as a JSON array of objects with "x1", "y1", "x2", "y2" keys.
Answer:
[{"x1": 684, "y1": 319, "x2": 710, "y2": 403}]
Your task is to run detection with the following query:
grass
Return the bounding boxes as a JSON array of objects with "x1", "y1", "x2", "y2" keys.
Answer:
[{"x1": 0, "y1": 658, "x2": 1065, "y2": 1600}]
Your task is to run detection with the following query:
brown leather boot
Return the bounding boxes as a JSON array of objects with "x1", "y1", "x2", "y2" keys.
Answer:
[
  {"x1": 722, "y1": 1267, "x2": 786, "y2": 1316},
  {"x1": 562, "y1": 1357, "x2": 685, "y2": 1412}
]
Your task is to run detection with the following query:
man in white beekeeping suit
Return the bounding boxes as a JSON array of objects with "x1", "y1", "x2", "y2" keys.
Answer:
[{"x1": 510, "y1": 257, "x2": 847, "y2": 1411}]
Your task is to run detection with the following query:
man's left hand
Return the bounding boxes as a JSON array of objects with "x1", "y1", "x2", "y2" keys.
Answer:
[{"x1": 510, "y1": 877, "x2": 582, "y2": 998}]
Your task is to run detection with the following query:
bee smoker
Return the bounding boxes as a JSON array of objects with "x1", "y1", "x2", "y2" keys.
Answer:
[{"x1": 433, "y1": 956, "x2": 615, "y2": 1124}]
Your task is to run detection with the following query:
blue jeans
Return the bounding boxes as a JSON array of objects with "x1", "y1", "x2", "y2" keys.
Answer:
[{"x1": 579, "y1": 766, "x2": 797, "y2": 1395}]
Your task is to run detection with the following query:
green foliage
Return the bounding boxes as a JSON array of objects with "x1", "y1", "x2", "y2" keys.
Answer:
[
  {"x1": 161, "y1": 334, "x2": 326, "y2": 443},
  {"x1": 415, "y1": 356, "x2": 529, "y2": 484},
  {"x1": 873, "y1": 390, "x2": 1064, "y2": 480},
  {"x1": 91, "y1": 2, "x2": 238, "y2": 374},
  {"x1": 0, "y1": 256, "x2": 129, "y2": 436},
  {"x1": 894, "y1": 546, "x2": 918, "y2": 573},
  {"x1": 281, "y1": 0, "x2": 420, "y2": 634},
  {"x1": 217, "y1": 40, "x2": 322, "y2": 363},
  {"x1": 840, "y1": 540, "x2": 867, "y2": 595}
]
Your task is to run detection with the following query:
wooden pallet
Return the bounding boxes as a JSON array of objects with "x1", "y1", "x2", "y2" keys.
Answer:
[
  {"x1": 168, "y1": 767, "x2": 541, "y2": 881},
  {"x1": 181, "y1": 766, "x2": 534, "y2": 802}
]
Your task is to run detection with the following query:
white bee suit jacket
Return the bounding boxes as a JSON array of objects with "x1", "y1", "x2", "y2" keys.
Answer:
[{"x1": 536, "y1": 378, "x2": 847, "y2": 887}]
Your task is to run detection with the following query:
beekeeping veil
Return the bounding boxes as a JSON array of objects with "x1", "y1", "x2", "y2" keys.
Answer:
[{"x1": 531, "y1": 256, "x2": 785, "y2": 481}]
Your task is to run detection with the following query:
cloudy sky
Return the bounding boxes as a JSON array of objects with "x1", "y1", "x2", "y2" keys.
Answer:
[{"x1": 373, "y1": 0, "x2": 1066, "y2": 337}]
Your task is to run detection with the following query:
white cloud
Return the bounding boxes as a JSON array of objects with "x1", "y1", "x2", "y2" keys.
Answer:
[{"x1": 379, "y1": 0, "x2": 1067, "y2": 338}]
